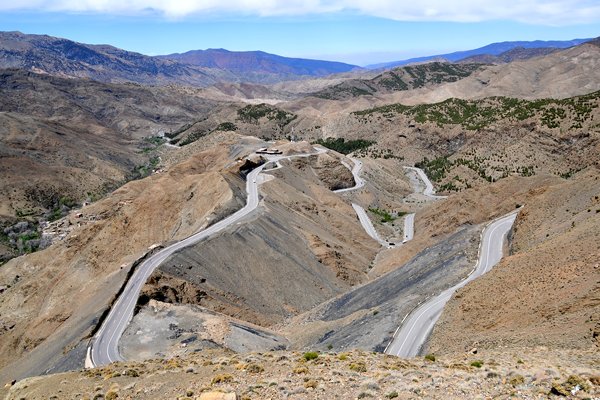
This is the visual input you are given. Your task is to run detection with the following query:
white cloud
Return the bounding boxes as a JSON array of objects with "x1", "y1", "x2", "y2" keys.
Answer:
[{"x1": 2, "y1": 0, "x2": 600, "y2": 25}]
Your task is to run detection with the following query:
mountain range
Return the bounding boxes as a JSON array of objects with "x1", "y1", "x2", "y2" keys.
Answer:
[
  {"x1": 366, "y1": 38, "x2": 591, "y2": 69},
  {"x1": 0, "y1": 31, "x2": 359, "y2": 86},
  {"x1": 0, "y1": 31, "x2": 593, "y2": 87},
  {"x1": 157, "y1": 48, "x2": 359, "y2": 82}
]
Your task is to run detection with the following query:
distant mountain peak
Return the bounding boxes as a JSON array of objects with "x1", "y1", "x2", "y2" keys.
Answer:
[
  {"x1": 0, "y1": 31, "x2": 360, "y2": 86},
  {"x1": 366, "y1": 38, "x2": 592, "y2": 70}
]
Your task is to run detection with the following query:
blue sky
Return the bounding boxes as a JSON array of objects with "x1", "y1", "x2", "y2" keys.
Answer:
[{"x1": 0, "y1": 1, "x2": 599, "y2": 65}]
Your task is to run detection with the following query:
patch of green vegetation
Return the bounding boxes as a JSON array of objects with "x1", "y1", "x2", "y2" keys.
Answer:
[
  {"x1": 424, "y1": 354, "x2": 436, "y2": 362},
  {"x1": 415, "y1": 156, "x2": 453, "y2": 182},
  {"x1": 237, "y1": 103, "x2": 297, "y2": 127},
  {"x1": 313, "y1": 83, "x2": 375, "y2": 100},
  {"x1": 214, "y1": 122, "x2": 237, "y2": 132},
  {"x1": 313, "y1": 137, "x2": 374, "y2": 155},
  {"x1": 518, "y1": 165, "x2": 535, "y2": 177},
  {"x1": 144, "y1": 136, "x2": 166, "y2": 146},
  {"x1": 470, "y1": 360, "x2": 483, "y2": 368},
  {"x1": 353, "y1": 90, "x2": 600, "y2": 131},
  {"x1": 560, "y1": 167, "x2": 583, "y2": 179},
  {"x1": 302, "y1": 351, "x2": 319, "y2": 361},
  {"x1": 415, "y1": 155, "x2": 499, "y2": 185},
  {"x1": 386, "y1": 391, "x2": 399, "y2": 399},
  {"x1": 179, "y1": 129, "x2": 210, "y2": 146},
  {"x1": 15, "y1": 209, "x2": 36, "y2": 218},
  {"x1": 48, "y1": 197, "x2": 78, "y2": 222},
  {"x1": 368, "y1": 207, "x2": 396, "y2": 223},
  {"x1": 165, "y1": 117, "x2": 208, "y2": 139}
]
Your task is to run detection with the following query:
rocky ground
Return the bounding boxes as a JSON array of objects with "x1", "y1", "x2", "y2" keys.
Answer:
[
  {"x1": 428, "y1": 167, "x2": 600, "y2": 354},
  {"x1": 3, "y1": 348, "x2": 599, "y2": 399},
  {"x1": 0, "y1": 138, "x2": 262, "y2": 382}
]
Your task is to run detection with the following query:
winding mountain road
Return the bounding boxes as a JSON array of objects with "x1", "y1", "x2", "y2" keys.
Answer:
[
  {"x1": 88, "y1": 147, "x2": 326, "y2": 367},
  {"x1": 333, "y1": 158, "x2": 365, "y2": 193},
  {"x1": 385, "y1": 211, "x2": 518, "y2": 357},
  {"x1": 404, "y1": 166, "x2": 447, "y2": 199},
  {"x1": 402, "y1": 213, "x2": 415, "y2": 243}
]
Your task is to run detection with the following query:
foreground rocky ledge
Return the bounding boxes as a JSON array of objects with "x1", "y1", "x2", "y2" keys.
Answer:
[{"x1": 3, "y1": 348, "x2": 599, "y2": 399}]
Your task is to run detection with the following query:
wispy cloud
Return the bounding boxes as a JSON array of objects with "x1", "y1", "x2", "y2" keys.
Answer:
[{"x1": 1, "y1": 0, "x2": 599, "y2": 25}]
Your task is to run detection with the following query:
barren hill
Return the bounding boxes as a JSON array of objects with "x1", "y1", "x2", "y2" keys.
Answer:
[{"x1": 0, "y1": 68, "x2": 219, "y2": 262}]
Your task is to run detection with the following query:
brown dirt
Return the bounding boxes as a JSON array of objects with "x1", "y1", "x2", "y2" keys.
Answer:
[
  {"x1": 428, "y1": 168, "x2": 600, "y2": 354},
  {"x1": 3, "y1": 348, "x2": 599, "y2": 399},
  {"x1": 0, "y1": 142, "x2": 254, "y2": 382}
]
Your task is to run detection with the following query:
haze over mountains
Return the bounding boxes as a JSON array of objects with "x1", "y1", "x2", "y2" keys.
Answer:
[
  {"x1": 0, "y1": 27, "x2": 599, "y2": 400},
  {"x1": 366, "y1": 37, "x2": 592, "y2": 69}
]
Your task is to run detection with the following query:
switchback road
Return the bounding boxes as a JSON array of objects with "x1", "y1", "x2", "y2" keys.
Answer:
[{"x1": 385, "y1": 211, "x2": 518, "y2": 357}]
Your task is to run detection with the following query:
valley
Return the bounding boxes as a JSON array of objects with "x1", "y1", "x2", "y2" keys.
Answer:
[{"x1": 0, "y1": 30, "x2": 599, "y2": 400}]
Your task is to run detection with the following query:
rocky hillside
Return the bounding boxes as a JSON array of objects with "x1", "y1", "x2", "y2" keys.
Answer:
[
  {"x1": 302, "y1": 90, "x2": 600, "y2": 195},
  {"x1": 0, "y1": 31, "x2": 360, "y2": 86},
  {"x1": 429, "y1": 168, "x2": 600, "y2": 354},
  {"x1": 0, "y1": 31, "x2": 230, "y2": 86},
  {"x1": 0, "y1": 139, "x2": 261, "y2": 382},
  {"x1": 0, "y1": 69, "x2": 220, "y2": 263},
  {"x1": 312, "y1": 62, "x2": 482, "y2": 100},
  {"x1": 3, "y1": 348, "x2": 599, "y2": 399}
]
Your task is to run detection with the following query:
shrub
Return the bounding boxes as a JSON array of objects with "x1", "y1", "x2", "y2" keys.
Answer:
[
  {"x1": 509, "y1": 374, "x2": 525, "y2": 387},
  {"x1": 304, "y1": 379, "x2": 318, "y2": 389},
  {"x1": 424, "y1": 354, "x2": 436, "y2": 362},
  {"x1": 470, "y1": 360, "x2": 483, "y2": 368},
  {"x1": 303, "y1": 351, "x2": 319, "y2": 361},
  {"x1": 386, "y1": 391, "x2": 399, "y2": 399},
  {"x1": 105, "y1": 391, "x2": 118, "y2": 400},
  {"x1": 215, "y1": 122, "x2": 237, "y2": 132},
  {"x1": 293, "y1": 366, "x2": 309, "y2": 374},
  {"x1": 349, "y1": 362, "x2": 367, "y2": 372},
  {"x1": 245, "y1": 363, "x2": 264, "y2": 373},
  {"x1": 211, "y1": 374, "x2": 233, "y2": 385},
  {"x1": 313, "y1": 137, "x2": 374, "y2": 155}
]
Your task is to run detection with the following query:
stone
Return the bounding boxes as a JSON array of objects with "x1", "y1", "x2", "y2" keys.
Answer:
[{"x1": 198, "y1": 392, "x2": 237, "y2": 400}]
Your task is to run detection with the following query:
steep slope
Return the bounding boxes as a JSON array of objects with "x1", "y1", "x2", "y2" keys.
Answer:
[
  {"x1": 383, "y1": 42, "x2": 600, "y2": 104},
  {"x1": 428, "y1": 168, "x2": 600, "y2": 354},
  {"x1": 0, "y1": 69, "x2": 220, "y2": 262},
  {"x1": 158, "y1": 48, "x2": 360, "y2": 83},
  {"x1": 0, "y1": 139, "x2": 258, "y2": 382},
  {"x1": 291, "y1": 90, "x2": 600, "y2": 197},
  {"x1": 0, "y1": 31, "x2": 225, "y2": 86}
]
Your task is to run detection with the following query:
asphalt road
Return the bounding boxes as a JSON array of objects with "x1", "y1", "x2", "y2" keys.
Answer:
[
  {"x1": 351, "y1": 204, "x2": 391, "y2": 248},
  {"x1": 88, "y1": 148, "x2": 325, "y2": 367},
  {"x1": 333, "y1": 158, "x2": 365, "y2": 193},
  {"x1": 404, "y1": 166, "x2": 447, "y2": 199},
  {"x1": 402, "y1": 213, "x2": 415, "y2": 243},
  {"x1": 385, "y1": 211, "x2": 518, "y2": 357}
]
